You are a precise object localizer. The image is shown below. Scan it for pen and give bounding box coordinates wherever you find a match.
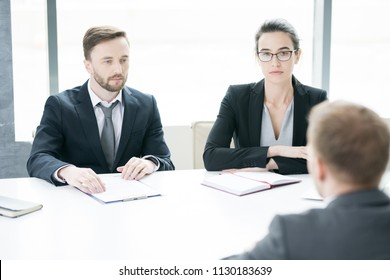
[123,196,148,202]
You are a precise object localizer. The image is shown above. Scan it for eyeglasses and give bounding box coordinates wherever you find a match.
[257,50,297,62]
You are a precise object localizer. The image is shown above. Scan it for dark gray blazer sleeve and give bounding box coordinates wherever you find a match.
[26,95,70,185]
[203,85,270,171]
[224,215,287,260]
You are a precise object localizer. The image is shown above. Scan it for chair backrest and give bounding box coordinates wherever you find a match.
[191,121,214,169]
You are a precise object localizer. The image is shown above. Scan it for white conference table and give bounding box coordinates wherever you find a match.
[0,170,327,260]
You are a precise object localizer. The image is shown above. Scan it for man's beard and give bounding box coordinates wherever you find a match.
[94,72,127,92]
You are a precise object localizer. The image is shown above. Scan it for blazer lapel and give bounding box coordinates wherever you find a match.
[292,78,309,146]
[114,88,139,166]
[74,82,107,168]
[248,80,265,146]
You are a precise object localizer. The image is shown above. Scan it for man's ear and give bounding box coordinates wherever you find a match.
[84,59,92,74]
[315,156,327,182]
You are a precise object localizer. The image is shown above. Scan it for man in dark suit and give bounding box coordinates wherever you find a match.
[27,26,174,194]
[225,101,390,259]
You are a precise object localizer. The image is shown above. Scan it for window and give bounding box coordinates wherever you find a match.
[12,0,314,141]
[11,0,49,141]
[330,0,390,117]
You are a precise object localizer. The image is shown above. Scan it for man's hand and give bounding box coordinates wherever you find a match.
[58,165,105,194]
[117,157,156,180]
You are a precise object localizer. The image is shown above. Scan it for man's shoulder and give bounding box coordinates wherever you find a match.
[123,86,150,96]
[273,207,327,230]
[122,86,155,102]
[51,83,86,103]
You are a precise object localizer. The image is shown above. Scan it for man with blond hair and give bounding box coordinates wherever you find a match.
[226,101,390,259]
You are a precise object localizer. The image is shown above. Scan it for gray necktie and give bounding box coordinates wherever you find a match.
[98,100,119,170]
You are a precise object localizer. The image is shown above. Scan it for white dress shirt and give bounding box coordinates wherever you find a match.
[89,82,158,169]
[88,81,124,154]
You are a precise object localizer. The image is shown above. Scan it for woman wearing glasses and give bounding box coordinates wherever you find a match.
[203,18,327,174]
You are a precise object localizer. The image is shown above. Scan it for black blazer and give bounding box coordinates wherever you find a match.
[27,81,174,185]
[203,77,327,174]
[226,189,390,259]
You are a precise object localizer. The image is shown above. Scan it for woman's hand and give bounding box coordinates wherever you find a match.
[222,158,279,173]
[268,146,307,159]
[222,167,268,173]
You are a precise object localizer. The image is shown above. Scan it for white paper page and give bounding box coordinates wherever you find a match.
[301,186,323,200]
[90,174,160,203]
[202,173,269,195]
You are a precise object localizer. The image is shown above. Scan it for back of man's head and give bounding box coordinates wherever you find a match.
[308,100,390,188]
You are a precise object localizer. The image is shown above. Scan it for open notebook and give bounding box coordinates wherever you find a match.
[0,195,43,218]
[85,174,160,203]
[202,171,301,196]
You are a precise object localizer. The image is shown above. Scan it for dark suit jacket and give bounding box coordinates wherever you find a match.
[203,76,327,174]
[226,189,390,259]
[27,81,174,185]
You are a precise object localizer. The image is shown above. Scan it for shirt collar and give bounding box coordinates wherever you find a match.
[87,79,123,107]
[323,195,336,206]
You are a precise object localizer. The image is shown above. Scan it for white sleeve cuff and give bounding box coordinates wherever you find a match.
[142,155,160,172]
[53,164,72,183]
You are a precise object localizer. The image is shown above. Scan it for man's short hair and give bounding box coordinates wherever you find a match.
[83,26,128,60]
[308,100,390,186]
